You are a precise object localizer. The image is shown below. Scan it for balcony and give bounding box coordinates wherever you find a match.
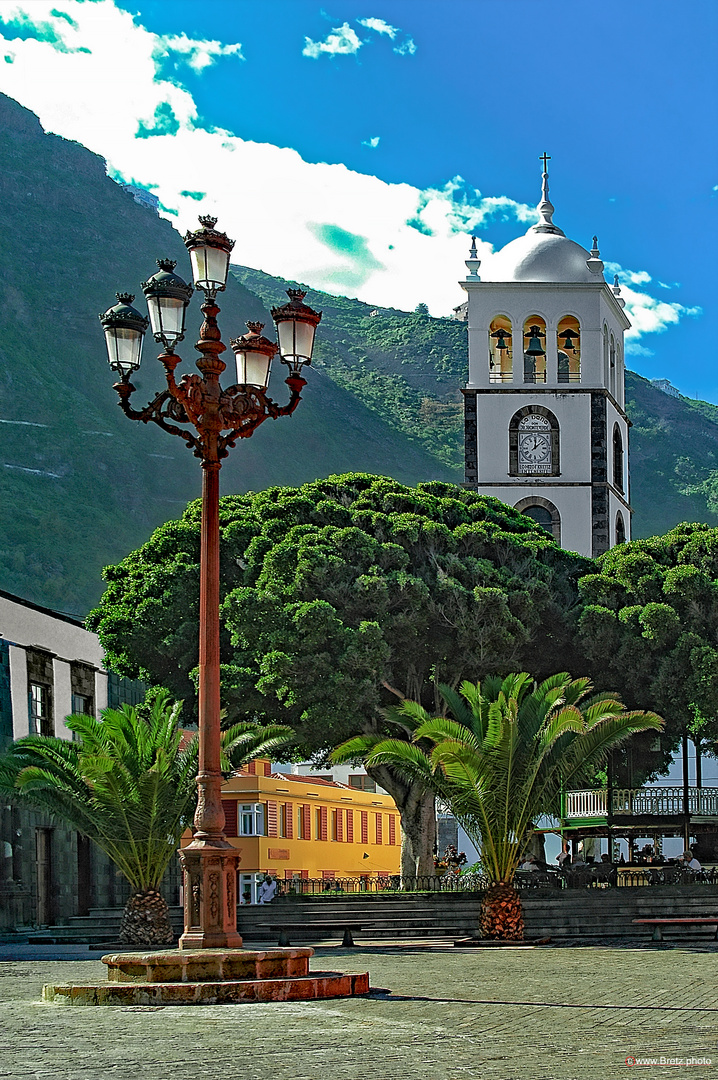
[563,787,718,822]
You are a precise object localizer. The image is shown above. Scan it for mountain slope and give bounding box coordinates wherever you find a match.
[0,94,452,615]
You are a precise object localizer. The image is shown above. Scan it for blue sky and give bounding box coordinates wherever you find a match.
[0,0,716,398]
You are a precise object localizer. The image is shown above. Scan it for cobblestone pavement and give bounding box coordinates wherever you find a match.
[1,943,717,1080]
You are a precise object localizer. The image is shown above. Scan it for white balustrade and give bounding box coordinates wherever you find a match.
[564,786,718,819]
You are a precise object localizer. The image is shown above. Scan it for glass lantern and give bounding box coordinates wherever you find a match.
[99,293,149,376]
[141,259,193,350]
[183,215,234,294]
[271,289,322,374]
[230,322,278,391]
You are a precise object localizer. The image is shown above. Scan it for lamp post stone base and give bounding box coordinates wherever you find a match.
[42,948,371,1006]
[178,842,242,951]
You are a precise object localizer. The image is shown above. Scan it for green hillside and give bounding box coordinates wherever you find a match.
[233,266,465,474]
[0,91,716,615]
[0,94,452,615]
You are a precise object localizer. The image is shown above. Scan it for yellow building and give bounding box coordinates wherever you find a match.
[180,760,402,903]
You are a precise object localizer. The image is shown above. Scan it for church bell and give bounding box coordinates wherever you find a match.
[491,329,510,351]
[559,328,579,353]
[525,326,545,356]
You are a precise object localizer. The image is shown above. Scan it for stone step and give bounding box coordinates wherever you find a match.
[43,972,370,1006]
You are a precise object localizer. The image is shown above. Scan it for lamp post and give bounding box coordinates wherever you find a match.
[100,216,321,949]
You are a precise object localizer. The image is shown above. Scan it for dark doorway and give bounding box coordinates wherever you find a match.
[77,834,92,916]
[35,827,53,926]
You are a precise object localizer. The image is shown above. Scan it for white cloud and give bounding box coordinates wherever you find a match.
[0,0,699,334]
[605,261,651,287]
[152,32,243,74]
[362,135,380,148]
[357,17,397,38]
[303,22,362,59]
[620,280,701,345]
[356,15,415,55]
[393,37,417,56]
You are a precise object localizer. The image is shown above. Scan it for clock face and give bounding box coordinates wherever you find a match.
[519,432,551,464]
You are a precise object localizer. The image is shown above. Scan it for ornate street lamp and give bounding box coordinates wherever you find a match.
[100,216,321,950]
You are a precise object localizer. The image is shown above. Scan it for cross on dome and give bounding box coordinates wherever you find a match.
[532,151,564,237]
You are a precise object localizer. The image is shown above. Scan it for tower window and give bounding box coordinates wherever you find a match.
[610,333,616,398]
[514,497,561,544]
[488,316,512,383]
[616,512,626,545]
[613,425,624,492]
[557,316,581,383]
[523,315,547,384]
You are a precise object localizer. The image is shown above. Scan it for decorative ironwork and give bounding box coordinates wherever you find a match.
[113,297,305,464]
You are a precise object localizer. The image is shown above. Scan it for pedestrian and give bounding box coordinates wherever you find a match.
[258,874,277,903]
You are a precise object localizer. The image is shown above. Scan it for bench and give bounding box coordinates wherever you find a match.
[632,917,718,942]
[263,923,363,947]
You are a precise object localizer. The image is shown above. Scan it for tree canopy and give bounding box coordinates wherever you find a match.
[90,474,588,742]
[89,473,589,875]
[575,522,718,774]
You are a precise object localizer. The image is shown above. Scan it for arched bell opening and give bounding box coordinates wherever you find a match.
[615,511,626,545]
[523,315,547,384]
[557,315,581,383]
[610,333,616,398]
[603,323,610,386]
[514,496,561,544]
[488,315,513,384]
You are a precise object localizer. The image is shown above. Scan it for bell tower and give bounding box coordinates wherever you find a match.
[461,158,631,557]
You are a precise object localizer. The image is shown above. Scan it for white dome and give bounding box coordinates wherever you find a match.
[481,229,603,284]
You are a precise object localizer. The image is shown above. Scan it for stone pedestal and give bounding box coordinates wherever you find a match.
[178,842,242,950]
[41,947,371,1006]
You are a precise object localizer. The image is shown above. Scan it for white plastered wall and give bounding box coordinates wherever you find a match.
[0,594,106,740]
[480,484,593,556]
[474,391,592,483]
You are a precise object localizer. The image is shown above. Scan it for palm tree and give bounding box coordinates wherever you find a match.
[0,691,293,947]
[335,672,662,939]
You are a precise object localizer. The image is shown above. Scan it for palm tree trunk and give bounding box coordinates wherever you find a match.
[119,888,175,948]
[480,883,524,940]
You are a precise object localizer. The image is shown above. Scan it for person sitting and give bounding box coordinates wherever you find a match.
[519,855,540,871]
[557,849,571,869]
[680,850,702,872]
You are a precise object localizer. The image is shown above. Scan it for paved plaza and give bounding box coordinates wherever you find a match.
[0,942,717,1079]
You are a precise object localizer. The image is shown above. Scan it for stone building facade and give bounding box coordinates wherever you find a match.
[0,590,149,931]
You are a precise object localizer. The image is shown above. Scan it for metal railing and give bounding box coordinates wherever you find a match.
[564,786,718,820]
[489,370,513,384]
[274,868,718,899]
[275,874,489,897]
